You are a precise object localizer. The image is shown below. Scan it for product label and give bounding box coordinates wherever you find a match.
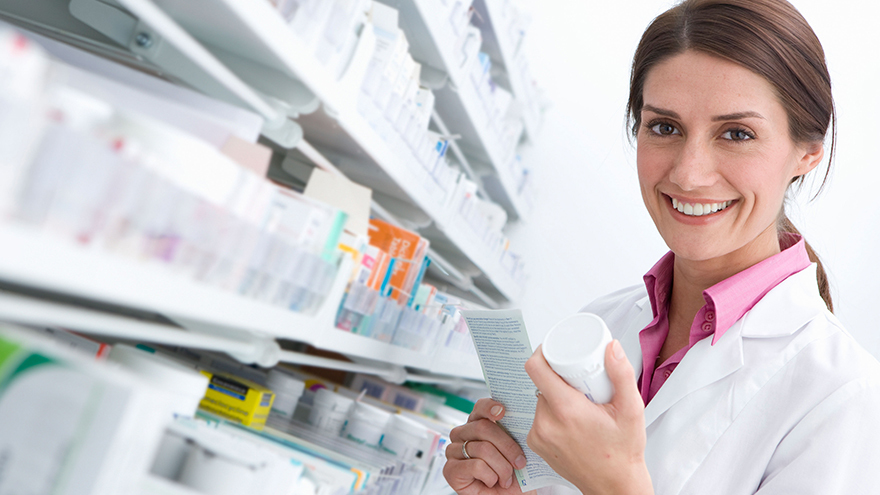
[460,309,578,492]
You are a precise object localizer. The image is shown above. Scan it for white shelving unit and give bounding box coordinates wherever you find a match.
[382,0,532,220]
[472,0,543,142]
[107,0,525,304]
[0,2,543,492]
[0,223,482,379]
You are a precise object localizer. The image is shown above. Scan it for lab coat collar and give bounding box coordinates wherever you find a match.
[630,263,827,428]
[739,263,827,339]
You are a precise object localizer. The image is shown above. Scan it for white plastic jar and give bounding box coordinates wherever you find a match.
[342,401,392,447]
[307,388,354,434]
[381,414,430,462]
[541,312,615,404]
[266,369,305,420]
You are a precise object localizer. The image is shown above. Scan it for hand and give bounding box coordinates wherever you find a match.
[444,398,531,494]
[525,340,653,495]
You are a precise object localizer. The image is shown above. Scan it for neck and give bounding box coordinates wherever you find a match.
[670,223,782,325]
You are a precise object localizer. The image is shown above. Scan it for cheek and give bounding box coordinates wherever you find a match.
[636,144,668,194]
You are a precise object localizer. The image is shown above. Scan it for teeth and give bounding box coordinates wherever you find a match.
[671,198,732,216]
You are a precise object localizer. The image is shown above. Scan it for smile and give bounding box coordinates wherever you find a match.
[670,197,733,216]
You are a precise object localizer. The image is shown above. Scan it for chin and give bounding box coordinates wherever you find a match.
[662,236,726,262]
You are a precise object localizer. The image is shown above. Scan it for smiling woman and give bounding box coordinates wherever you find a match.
[627,0,836,311]
[443,1,880,494]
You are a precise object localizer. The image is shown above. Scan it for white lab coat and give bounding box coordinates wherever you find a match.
[538,264,880,495]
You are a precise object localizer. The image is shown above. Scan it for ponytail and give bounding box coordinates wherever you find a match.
[778,214,833,313]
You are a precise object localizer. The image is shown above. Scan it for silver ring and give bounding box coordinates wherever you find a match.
[535,389,542,398]
[462,440,472,460]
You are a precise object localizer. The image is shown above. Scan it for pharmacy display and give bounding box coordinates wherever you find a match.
[0,0,545,494]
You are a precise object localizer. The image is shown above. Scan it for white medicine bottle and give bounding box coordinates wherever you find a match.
[541,312,615,404]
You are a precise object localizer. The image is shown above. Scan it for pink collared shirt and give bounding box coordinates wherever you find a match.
[637,233,812,405]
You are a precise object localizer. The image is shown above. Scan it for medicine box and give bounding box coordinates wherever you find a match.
[198,370,275,429]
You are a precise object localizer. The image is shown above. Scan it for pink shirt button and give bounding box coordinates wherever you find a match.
[702,322,713,332]
[664,370,672,378]
[705,311,715,321]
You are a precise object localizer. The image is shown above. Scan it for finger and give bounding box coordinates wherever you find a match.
[443,456,504,491]
[468,398,507,422]
[447,441,517,488]
[450,418,527,470]
[604,339,644,422]
[525,345,586,411]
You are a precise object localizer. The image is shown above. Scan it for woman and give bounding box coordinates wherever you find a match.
[443,0,880,493]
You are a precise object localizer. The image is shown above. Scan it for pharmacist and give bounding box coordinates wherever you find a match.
[442,0,880,493]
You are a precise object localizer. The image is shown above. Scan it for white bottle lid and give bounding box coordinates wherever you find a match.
[267,369,306,396]
[349,400,392,425]
[312,388,354,412]
[542,313,614,404]
[386,413,429,438]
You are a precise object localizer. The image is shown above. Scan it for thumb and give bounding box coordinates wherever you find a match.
[604,340,644,418]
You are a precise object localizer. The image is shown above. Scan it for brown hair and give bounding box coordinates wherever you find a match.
[627,0,835,312]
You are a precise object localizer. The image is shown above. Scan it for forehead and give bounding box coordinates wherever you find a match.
[642,50,783,119]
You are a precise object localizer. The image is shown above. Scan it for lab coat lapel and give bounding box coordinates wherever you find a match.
[619,297,651,381]
[644,320,745,428]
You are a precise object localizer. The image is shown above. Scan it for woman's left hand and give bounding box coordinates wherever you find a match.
[524,340,653,495]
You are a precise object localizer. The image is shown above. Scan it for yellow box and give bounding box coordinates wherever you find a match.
[198,370,274,429]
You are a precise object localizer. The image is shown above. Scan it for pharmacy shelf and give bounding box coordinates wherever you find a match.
[440,223,523,302]
[119,0,373,117]
[0,224,344,344]
[386,0,531,221]
[0,224,475,375]
[472,0,543,142]
[429,347,483,381]
[120,0,523,303]
[295,106,524,302]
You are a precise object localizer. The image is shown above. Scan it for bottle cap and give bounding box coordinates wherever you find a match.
[542,313,612,379]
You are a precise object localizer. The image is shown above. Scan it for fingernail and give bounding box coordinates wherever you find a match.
[515,455,527,469]
[502,475,513,488]
[612,339,625,360]
[490,405,503,417]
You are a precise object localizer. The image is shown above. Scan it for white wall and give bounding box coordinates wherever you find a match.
[508,0,880,357]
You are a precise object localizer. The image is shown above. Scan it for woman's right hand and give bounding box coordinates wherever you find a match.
[443,398,530,494]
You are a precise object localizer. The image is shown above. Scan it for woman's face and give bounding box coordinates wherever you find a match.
[637,50,822,265]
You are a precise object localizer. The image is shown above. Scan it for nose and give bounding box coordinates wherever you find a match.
[669,138,717,191]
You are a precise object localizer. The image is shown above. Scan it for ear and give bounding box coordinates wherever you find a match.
[794,142,824,177]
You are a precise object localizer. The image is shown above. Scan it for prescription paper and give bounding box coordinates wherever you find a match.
[461,309,578,492]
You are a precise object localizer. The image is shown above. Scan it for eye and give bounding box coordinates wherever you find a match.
[650,122,680,136]
[722,128,755,142]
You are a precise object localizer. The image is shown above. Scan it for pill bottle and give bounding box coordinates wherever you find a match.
[343,401,392,447]
[381,414,429,462]
[307,388,353,434]
[541,312,615,404]
[266,369,305,420]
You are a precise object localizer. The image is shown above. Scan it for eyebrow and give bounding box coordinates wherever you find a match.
[642,105,765,121]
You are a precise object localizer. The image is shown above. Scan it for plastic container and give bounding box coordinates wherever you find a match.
[434,404,469,427]
[266,369,305,420]
[307,388,353,434]
[380,414,430,462]
[541,313,615,404]
[342,401,392,447]
[107,344,209,417]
